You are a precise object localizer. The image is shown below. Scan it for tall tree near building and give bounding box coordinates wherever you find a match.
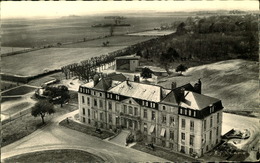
[140,67,153,79]
[176,64,188,75]
[160,47,179,74]
[31,100,55,124]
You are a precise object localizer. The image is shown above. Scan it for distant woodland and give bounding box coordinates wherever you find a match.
[139,14,258,62]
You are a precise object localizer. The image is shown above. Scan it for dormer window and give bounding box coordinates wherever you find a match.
[129,100,132,104]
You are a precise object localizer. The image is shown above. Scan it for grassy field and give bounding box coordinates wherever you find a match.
[1,47,31,54]
[4,149,104,162]
[158,59,259,117]
[2,15,185,47]
[1,102,31,115]
[1,103,77,147]
[60,35,155,48]
[59,119,114,139]
[0,81,19,91]
[2,85,36,96]
[2,46,126,76]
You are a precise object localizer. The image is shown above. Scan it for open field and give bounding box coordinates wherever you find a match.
[1,47,31,54]
[2,85,36,96]
[2,15,186,47]
[128,30,175,36]
[158,59,259,117]
[1,46,126,76]
[60,35,155,48]
[1,102,31,115]
[4,149,104,163]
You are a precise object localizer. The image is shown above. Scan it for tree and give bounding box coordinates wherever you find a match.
[140,67,153,79]
[31,100,55,124]
[44,85,70,107]
[176,64,188,75]
[159,47,179,74]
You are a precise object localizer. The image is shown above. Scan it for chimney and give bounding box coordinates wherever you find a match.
[194,79,202,94]
[134,75,140,82]
[126,78,131,87]
[179,88,185,102]
[171,82,177,90]
[93,74,100,86]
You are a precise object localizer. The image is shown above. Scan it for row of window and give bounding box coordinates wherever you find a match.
[180,108,197,117]
[161,115,175,125]
[143,123,175,140]
[143,109,156,120]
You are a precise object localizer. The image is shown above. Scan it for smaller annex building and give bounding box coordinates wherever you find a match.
[115,55,140,72]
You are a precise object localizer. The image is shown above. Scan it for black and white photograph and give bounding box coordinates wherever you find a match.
[1,0,259,162]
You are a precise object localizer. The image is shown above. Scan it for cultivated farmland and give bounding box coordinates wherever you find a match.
[60,35,155,48]
[1,46,127,76]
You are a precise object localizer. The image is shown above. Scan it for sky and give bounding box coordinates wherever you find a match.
[1,1,258,19]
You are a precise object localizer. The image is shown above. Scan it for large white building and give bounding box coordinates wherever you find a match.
[78,74,223,157]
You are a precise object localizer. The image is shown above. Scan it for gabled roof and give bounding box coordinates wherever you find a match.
[93,78,112,91]
[107,73,126,82]
[161,83,195,105]
[108,81,170,102]
[180,91,220,110]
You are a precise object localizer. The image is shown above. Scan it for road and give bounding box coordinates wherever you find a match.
[1,110,169,162]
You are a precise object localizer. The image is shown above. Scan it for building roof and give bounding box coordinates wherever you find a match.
[180,91,220,110]
[107,73,126,82]
[161,83,195,105]
[115,55,140,60]
[108,81,170,102]
[93,78,112,91]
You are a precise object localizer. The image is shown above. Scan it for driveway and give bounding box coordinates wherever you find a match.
[1,110,169,162]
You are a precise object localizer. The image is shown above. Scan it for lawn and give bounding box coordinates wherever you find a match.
[157,59,259,117]
[1,103,78,147]
[28,72,64,87]
[132,142,198,162]
[59,119,114,139]
[4,149,104,162]
[1,96,22,103]
[2,85,36,96]
[60,35,155,48]
[2,46,127,77]
[1,47,31,55]
[1,102,31,115]
[0,80,19,91]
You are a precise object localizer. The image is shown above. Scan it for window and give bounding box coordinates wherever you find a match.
[189,148,193,155]
[107,94,109,98]
[129,106,133,115]
[93,91,96,96]
[162,105,166,110]
[82,108,85,115]
[190,120,194,131]
[144,123,147,132]
[134,107,138,116]
[180,108,183,114]
[190,135,194,146]
[88,109,90,116]
[129,100,132,104]
[87,97,90,105]
[217,113,220,123]
[210,130,212,140]
[181,146,185,153]
[146,101,148,107]
[99,100,103,108]
[193,111,196,117]
[170,131,174,140]
[100,112,103,121]
[144,109,147,118]
[94,99,97,106]
[181,133,185,140]
[170,143,174,149]
[204,119,207,131]
[108,101,112,110]
[162,115,166,123]
[116,117,119,125]
[83,117,86,123]
[162,140,166,147]
[216,126,219,136]
[123,105,127,113]
[116,95,120,100]
[160,128,166,137]
[184,109,187,115]
[88,119,91,124]
[110,94,112,98]
[82,96,85,103]
[152,111,155,120]
[170,116,174,125]
[109,114,112,123]
[99,93,102,97]
[210,116,213,128]
[94,111,97,119]
[129,119,133,128]
[181,119,186,128]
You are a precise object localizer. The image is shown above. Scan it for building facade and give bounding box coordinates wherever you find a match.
[115,55,140,72]
[78,76,223,157]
